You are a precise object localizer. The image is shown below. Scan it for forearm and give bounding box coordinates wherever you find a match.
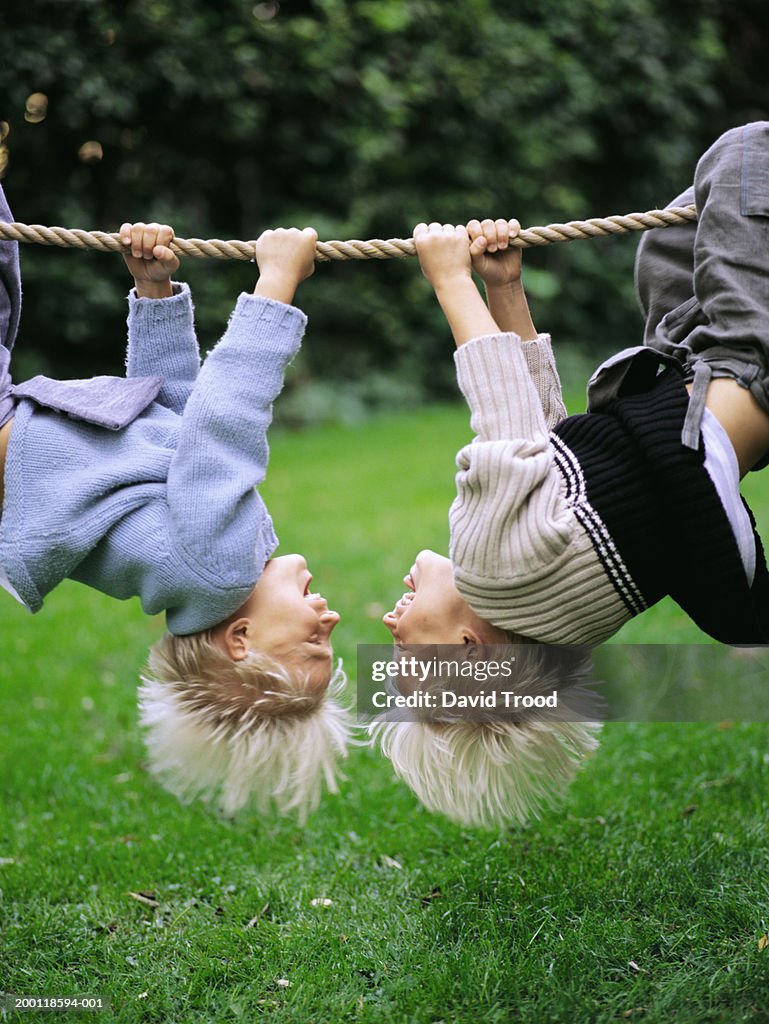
[433,275,502,347]
[126,283,201,412]
[134,279,174,299]
[253,271,302,306]
[167,294,304,564]
[484,280,538,341]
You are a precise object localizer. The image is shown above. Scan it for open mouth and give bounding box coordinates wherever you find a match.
[304,574,326,603]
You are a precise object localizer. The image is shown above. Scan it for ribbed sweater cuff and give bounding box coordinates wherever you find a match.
[128,281,191,316]
[228,293,307,359]
[454,332,550,441]
[520,333,568,428]
[520,333,554,373]
[126,282,196,379]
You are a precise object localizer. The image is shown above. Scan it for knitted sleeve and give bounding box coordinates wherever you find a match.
[520,334,568,429]
[450,333,577,606]
[165,294,305,583]
[125,283,200,414]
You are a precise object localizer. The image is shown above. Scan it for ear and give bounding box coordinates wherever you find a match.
[221,617,252,661]
[461,627,485,647]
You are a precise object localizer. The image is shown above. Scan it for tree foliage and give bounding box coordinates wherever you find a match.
[0,0,767,416]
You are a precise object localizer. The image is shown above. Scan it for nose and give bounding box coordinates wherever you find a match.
[382,609,398,637]
[270,553,308,573]
[413,549,433,577]
[280,553,308,575]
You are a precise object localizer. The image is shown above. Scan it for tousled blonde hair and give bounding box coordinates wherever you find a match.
[369,642,601,829]
[138,631,353,822]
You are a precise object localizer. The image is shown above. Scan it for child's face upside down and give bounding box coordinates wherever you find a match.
[382,549,507,647]
[211,554,340,690]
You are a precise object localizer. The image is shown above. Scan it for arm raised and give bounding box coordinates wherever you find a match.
[122,222,200,414]
[414,222,501,347]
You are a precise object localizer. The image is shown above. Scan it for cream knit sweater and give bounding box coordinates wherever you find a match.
[450,332,632,645]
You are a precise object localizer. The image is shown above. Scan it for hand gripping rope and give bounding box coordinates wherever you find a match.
[0,205,697,262]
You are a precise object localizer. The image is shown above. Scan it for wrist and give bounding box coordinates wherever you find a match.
[253,270,300,305]
[431,270,474,297]
[484,278,524,297]
[134,280,174,299]
[484,279,538,341]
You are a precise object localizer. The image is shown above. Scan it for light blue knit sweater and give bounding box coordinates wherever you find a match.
[0,285,305,634]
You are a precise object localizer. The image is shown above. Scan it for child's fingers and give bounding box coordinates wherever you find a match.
[421,223,470,246]
[302,226,318,244]
[469,235,488,259]
[414,222,456,243]
[495,218,509,249]
[151,244,178,267]
[128,222,148,259]
[480,218,498,252]
[467,218,483,241]
[119,222,133,248]
[155,224,175,250]
[469,217,521,247]
[140,223,163,260]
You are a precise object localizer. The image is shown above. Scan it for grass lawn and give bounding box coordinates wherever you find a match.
[1,402,769,1023]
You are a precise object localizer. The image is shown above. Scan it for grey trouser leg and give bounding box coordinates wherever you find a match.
[635,122,769,418]
[0,183,20,427]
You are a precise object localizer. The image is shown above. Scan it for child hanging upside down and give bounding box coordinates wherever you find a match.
[0,191,352,821]
[372,122,769,828]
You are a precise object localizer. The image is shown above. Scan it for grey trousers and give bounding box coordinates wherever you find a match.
[635,121,769,421]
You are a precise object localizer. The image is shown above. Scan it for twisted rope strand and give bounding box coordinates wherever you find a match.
[0,205,697,262]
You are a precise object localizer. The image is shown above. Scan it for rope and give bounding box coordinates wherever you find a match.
[0,205,697,262]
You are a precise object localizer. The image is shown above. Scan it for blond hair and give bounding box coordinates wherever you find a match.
[138,631,353,822]
[369,642,601,828]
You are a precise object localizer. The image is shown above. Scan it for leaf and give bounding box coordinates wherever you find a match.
[128,890,159,908]
[379,855,403,870]
[244,902,270,929]
[420,886,442,905]
[758,934,769,951]
[310,898,333,907]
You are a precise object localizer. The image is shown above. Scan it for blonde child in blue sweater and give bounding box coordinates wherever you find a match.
[0,191,351,821]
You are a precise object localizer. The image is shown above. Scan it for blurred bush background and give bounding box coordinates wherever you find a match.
[1,0,768,423]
